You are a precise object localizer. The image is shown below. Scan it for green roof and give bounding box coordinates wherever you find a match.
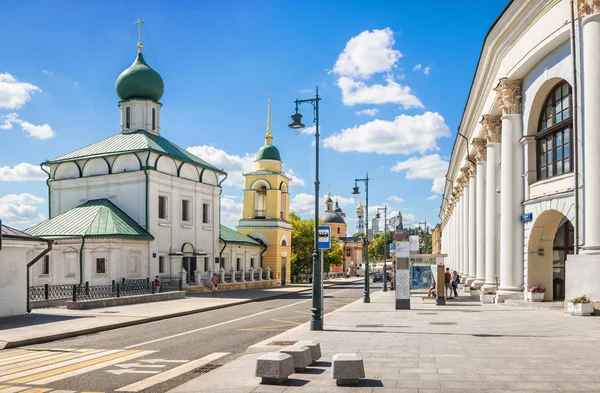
[46,130,225,175]
[25,199,154,240]
[220,225,261,246]
[256,144,281,161]
[115,52,164,102]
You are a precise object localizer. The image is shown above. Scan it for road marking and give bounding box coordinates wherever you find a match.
[107,369,160,375]
[27,350,155,385]
[0,387,30,392]
[0,350,97,375]
[125,288,350,349]
[140,359,187,364]
[114,363,164,369]
[0,350,106,381]
[18,389,53,393]
[115,352,229,392]
[47,391,76,393]
[0,352,51,367]
[0,351,27,361]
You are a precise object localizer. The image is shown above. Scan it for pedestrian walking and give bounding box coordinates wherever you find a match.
[211,273,219,298]
[444,268,453,299]
[452,270,460,298]
[153,275,161,293]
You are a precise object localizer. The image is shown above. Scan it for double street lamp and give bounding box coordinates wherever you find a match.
[376,205,388,292]
[352,174,370,303]
[288,87,323,331]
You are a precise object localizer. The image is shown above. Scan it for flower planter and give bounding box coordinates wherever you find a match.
[528,292,544,302]
[480,294,495,304]
[568,302,594,316]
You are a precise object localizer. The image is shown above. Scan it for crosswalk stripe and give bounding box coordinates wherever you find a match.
[48,391,76,393]
[0,350,102,376]
[18,389,53,393]
[115,352,229,392]
[0,350,116,383]
[0,387,30,392]
[28,350,155,385]
[0,351,27,361]
[0,353,51,367]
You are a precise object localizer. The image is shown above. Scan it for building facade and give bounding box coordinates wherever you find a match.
[440,0,600,304]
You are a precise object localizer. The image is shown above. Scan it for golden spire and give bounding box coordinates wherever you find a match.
[135,18,144,53]
[265,92,273,145]
[328,184,331,197]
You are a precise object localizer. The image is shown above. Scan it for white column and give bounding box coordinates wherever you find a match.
[495,78,524,302]
[582,8,600,252]
[473,138,487,286]
[461,168,470,280]
[467,164,477,285]
[454,198,461,275]
[482,115,501,289]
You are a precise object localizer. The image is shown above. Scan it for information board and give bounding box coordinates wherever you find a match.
[394,241,411,310]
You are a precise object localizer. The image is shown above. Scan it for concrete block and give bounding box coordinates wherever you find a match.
[331,353,365,386]
[280,345,312,372]
[255,352,294,384]
[294,340,321,364]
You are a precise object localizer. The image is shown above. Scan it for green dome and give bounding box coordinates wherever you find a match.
[320,212,346,224]
[115,53,164,102]
[256,144,281,161]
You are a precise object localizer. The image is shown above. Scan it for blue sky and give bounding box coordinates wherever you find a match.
[0,0,508,231]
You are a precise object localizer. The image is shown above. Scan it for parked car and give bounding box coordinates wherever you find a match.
[373,272,384,282]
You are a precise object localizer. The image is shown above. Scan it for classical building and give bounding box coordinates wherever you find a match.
[26,32,225,287]
[236,97,292,285]
[440,0,600,304]
[320,192,363,274]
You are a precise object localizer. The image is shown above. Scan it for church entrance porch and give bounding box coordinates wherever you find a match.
[183,256,197,284]
[527,209,574,301]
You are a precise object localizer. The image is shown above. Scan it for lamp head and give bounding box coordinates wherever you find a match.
[352,186,360,195]
[288,111,305,129]
[375,212,380,219]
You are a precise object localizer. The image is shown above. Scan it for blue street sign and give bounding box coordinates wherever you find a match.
[318,226,331,249]
[521,213,533,222]
[389,243,396,250]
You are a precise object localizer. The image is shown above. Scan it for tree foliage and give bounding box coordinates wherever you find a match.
[368,231,394,260]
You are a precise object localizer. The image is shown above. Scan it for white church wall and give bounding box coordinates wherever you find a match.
[54,162,80,180]
[0,242,35,317]
[113,154,141,173]
[82,158,110,177]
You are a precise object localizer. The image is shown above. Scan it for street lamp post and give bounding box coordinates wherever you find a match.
[288,87,323,331]
[376,205,388,292]
[353,174,370,303]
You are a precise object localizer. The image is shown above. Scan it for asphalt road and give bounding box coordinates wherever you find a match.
[13,281,377,393]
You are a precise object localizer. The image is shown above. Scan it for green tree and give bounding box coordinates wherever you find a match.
[290,212,314,276]
[323,235,343,273]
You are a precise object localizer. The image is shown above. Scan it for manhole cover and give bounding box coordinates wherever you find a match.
[268,341,297,346]
[417,313,438,315]
[356,324,383,328]
[192,363,222,374]
[430,322,457,325]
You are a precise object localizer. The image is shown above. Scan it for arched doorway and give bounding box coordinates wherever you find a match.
[527,209,574,301]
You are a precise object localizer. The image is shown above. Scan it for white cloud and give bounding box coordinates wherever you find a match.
[354,108,379,117]
[290,193,355,218]
[299,88,313,93]
[0,73,42,110]
[413,64,422,71]
[0,193,45,204]
[42,69,54,76]
[323,112,450,155]
[413,64,430,75]
[220,196,243,228]
[332,28,402,79]
[427,195,439,200]
[337,76,423,108]
[186,145,304,188]
[390,154,449,195]
[0,113,55,139]
[0,162,47,181]
[300,126,316,135]
[423,67,430,75]
[387,196,404,203]
[0,193,46,229]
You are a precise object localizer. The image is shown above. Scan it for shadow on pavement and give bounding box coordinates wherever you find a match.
[0,314,88,330]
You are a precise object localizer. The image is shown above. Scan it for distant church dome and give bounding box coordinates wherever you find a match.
[256,144,281,161]
[115,52,164,102]
[357,202,364,211]
[333,202,342,213]
[320,211,346,224]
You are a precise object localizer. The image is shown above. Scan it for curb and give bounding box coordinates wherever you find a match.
[1,280,359,350]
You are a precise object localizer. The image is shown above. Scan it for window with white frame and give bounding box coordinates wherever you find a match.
[65,253,77,277]
[202,203,210,224]
[182,199,191,222]
[159,195,168,219]
[41,255,50,275]
[96,258,107,274]
[159,256,166,274]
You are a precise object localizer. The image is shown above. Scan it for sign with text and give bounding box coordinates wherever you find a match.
[317,226,331,249]
[395,241,411,309]
[521,213,533,222]
[408,235,420,252]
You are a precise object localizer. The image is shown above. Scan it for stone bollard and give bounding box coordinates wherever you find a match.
[180,270,188,288]
[258,267,263,281]
[250,268,255,281]
[241,268,246,282]
[231,268,236,283]
[331,353,365,386]
[280,345,312,372]
[256,352,294,385]
[219,268,225,284]
[294,340,321,364]
[266,267,271,280]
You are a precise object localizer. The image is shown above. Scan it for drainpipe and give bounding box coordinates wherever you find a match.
[570,0,581,254]
[40,163,51,219]
[144,150,151,277]
[251,237,267,269]
[79,236,86,285]
[27,239,53,313]
[219,237,227,270]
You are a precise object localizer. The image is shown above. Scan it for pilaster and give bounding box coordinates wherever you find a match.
[473,138,487,287]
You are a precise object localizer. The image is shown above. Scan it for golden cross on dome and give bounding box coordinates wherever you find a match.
[135,18,144,52]
[328,184,331,196]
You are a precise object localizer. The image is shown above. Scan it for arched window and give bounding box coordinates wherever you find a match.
[537,82,573,181]
[255,185,267,218]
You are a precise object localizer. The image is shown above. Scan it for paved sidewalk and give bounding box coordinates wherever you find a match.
[0,278,361,350]
[169,290,600,393]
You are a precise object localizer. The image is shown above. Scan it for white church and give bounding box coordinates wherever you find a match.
[25,32,226,287]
